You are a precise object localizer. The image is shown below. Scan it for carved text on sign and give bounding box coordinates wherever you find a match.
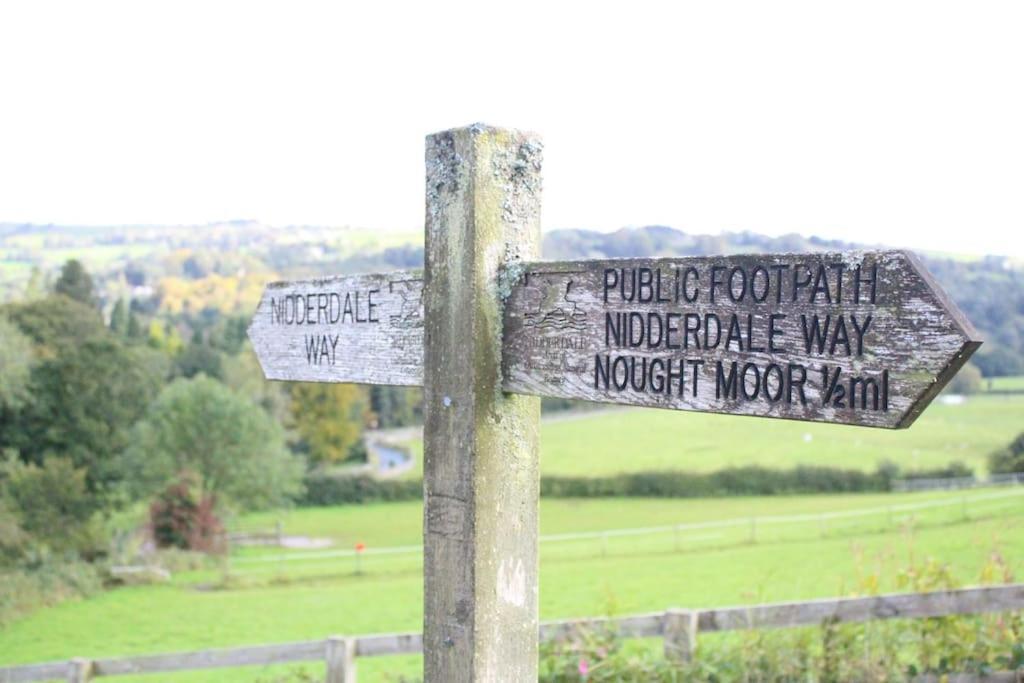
[248,271,424,386]
[502,251,980,428]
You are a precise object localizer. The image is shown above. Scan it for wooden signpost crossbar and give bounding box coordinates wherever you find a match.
[248,123,982,681]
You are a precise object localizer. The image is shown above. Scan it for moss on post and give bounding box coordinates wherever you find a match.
[423,124,543,682]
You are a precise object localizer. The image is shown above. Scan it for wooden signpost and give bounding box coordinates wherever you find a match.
[248,123,981,681]
[502,251,981,429]
[248,271,424,386]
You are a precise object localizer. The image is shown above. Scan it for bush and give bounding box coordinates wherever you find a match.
[989,433,1024,474]
[538,554,1024,682]
[0,456,108,559]
[297,464,893,506]
[149,473,224,553]
[123,376,305,511]
[945,362,983,395]
[900,460,975,480]
[298,474,422,506]
[540,465,888,499]
[0,557,102,627]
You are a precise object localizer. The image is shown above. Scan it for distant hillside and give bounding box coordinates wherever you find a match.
[542,226,868,260]
[1,222,1021,375]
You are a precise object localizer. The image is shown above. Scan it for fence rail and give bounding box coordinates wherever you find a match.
[4,584,1023,682]
[893,473,1024,492]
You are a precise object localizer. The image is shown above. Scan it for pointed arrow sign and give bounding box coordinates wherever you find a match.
[248,251,980,429]
[247,270,424,386]
[500,250,982,428]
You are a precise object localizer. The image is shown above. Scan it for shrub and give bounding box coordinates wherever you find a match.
[298,473,422,506]
[149,473,224,553]
[297,464,893,506]
[0,557,102,627]
[123,376,305,511]
[540,465,888,500]
[900,460,975,480]
[989,433,1024,474]
[538,554,1024,682]
[945,362,983,395]
[0,455,107,559]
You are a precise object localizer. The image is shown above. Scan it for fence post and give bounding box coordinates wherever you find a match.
[325,637,356,683]
[67,658,92,683]
[422,124,543,682]
[663,609,699,663]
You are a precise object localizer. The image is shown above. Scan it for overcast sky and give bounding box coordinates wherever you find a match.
[1,1,1021,257]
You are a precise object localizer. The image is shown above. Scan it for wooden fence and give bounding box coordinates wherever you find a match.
[225,520,284,547]
[3,584,1023,682]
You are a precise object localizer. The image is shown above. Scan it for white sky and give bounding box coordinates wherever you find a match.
[1,1,1022,258]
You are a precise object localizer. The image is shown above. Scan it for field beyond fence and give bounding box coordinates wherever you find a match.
[227,488,1024,580]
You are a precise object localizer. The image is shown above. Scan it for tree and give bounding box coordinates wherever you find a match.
[174,342,225,380]
[122,376,304,510]
[126,311,143,340]
[1,456,106,557]
[3,295,106,351]
[148,320,184,355]
[7,339,165,493]
[369,386,423,428]
[0,316,34,409]
[208,314,250,354]
[289,383,368,465]
[54,259,96,306]
[989,433,1024,474]
[109,298,129,335]
[945,362,983,395]
[0,298,165,494]
[222,348,291,424]
[23,267,46,300]
[973,346,1024,378]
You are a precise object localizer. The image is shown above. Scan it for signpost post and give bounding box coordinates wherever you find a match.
[248,123,982,681]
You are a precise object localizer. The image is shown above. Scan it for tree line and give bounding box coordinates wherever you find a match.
[0,259,422,566]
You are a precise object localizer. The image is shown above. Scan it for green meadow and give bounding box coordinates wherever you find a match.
[2,396,1021,680]
[403,392,1022,479]
[2,489,1022,682]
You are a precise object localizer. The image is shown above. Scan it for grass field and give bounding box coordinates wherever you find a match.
[2,489,1022,681]
[402,393,1022,479]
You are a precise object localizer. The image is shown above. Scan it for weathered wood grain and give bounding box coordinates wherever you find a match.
[538,612,665,641]
[91,640,325,675]
[422,124,543,682]
[697,583,1024,631]
[502,250,981,428]
[66,659,91,683]
[663,609,699,662]
[247,270,423,386]
[325,637,356,683]
[354,632,422,656]
[0,660,68,683]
